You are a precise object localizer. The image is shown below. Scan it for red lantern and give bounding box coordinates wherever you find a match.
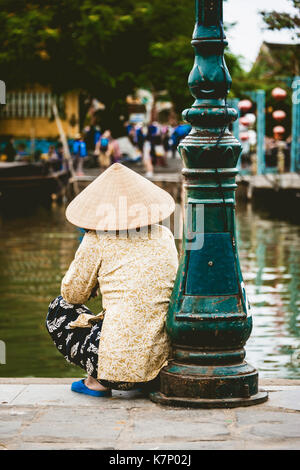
[272,110,286,122]
[238,100,252,112]
[271,88,287,100]
[240,132,249,141]
[273,126,285,134]
[240,116,250,127]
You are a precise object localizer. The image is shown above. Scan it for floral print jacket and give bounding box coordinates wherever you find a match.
[61,225,178,383]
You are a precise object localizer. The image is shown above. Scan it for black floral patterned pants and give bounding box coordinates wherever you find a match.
[46,296,159,392]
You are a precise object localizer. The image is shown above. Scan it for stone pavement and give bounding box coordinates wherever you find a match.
[0,378,300,450]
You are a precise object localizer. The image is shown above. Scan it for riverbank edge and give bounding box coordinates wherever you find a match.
[1,377,299,385]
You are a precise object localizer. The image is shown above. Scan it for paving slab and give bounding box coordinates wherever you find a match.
[236,409,300,439]
[265,389,300,411]
[11,384,112,407]
[10,384,147,408]
[0,385,27,405]
[0,407,38,445]
[11,442,117,450]
[131,440,300,450]
[19,407,129,445]
[263,385,300,391]
[130,411,230,443]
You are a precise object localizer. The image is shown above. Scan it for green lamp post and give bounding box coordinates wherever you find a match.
[150,0,268,408]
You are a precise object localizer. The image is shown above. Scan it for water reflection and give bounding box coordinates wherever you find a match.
[0,201,299,379]
[237,202,300,379]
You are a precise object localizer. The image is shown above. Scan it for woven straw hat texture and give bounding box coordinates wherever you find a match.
[66,163,175,230]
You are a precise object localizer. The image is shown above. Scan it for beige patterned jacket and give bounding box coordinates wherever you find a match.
[61,225,178,383]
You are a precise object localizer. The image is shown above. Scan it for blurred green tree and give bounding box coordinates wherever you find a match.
[260,0,300,39]
[239,0,300,137]
[257,0,300,79]
[0,0,245,131]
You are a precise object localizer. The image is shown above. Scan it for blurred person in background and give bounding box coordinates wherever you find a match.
[56,143,66,171]
[127,124,136,146]
[135,124,147,153]
[170,123,191,158]
[147,121,161,167]
[143,138,154,178]
[84,125,102,167]
[160,125,171,166]
[109,134,121,164]
[84,125,101,153]
[47,144,61,171]
[48,145,58,161]
[4,136,16,162]
[33,149,42,163]
[15,143,29,162]
[73,134,88,176]
[95,130,112,169]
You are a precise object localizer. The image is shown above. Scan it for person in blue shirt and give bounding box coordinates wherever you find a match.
[94,129,101,147]
[15,143,29,162]
[94,130,112,169]
[147,122,161,166]
[170,124,191,158]
[135,125,146,152]
[73,134,88,175]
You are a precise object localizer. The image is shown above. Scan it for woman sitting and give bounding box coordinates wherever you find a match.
[46,163,178,396]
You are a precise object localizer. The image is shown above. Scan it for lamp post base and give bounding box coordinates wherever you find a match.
[149,391,268,409]
[149,361,268,408]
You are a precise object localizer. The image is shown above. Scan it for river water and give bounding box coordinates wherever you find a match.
[0,200,299,379]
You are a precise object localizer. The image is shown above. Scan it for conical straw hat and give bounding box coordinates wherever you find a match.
[66,163,175,231]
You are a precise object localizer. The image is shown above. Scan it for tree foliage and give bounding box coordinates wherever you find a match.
[260,0,300,39]
[0,0,245,129]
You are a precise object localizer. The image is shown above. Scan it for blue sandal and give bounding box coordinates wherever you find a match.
[71,379,112,397]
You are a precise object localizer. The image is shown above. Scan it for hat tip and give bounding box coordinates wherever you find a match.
[111,162,123,171]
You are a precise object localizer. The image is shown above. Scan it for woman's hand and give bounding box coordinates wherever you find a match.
[89,282,100,299]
